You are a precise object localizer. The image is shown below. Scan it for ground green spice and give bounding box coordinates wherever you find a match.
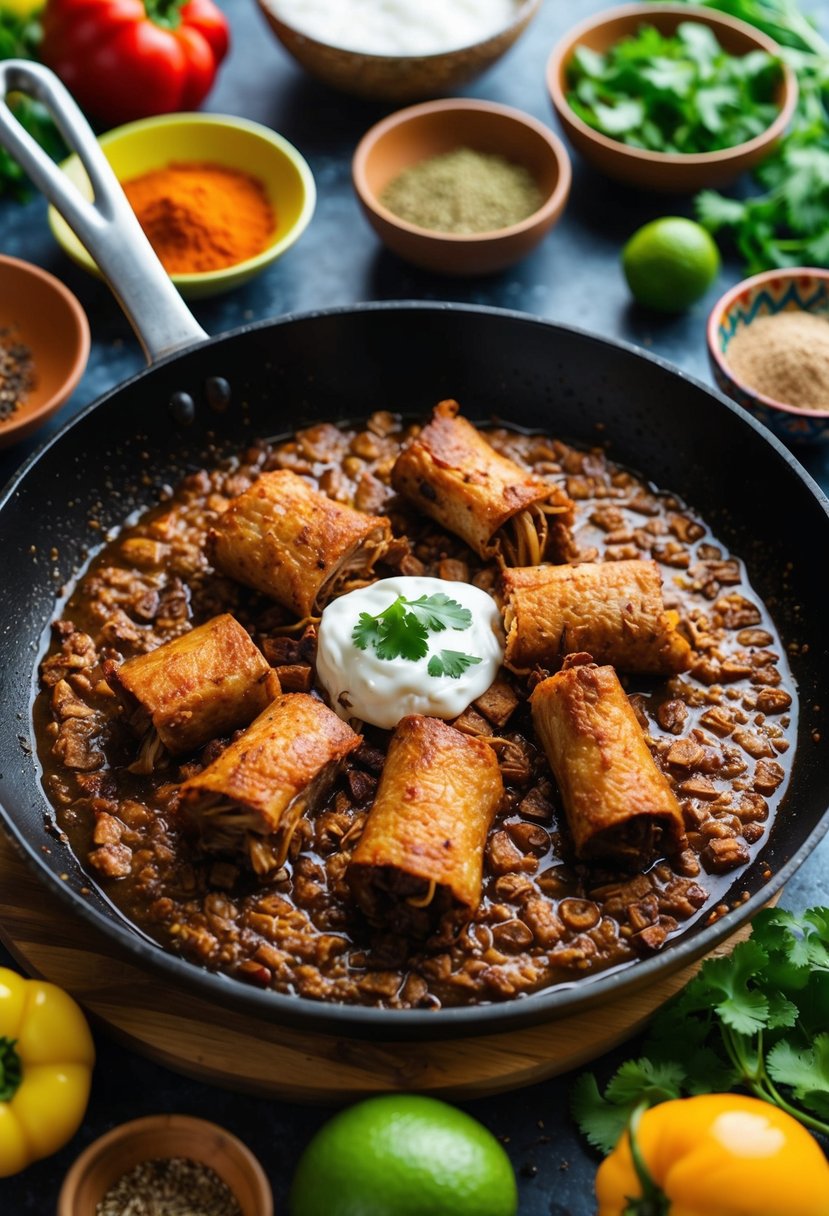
[380,147,543,234]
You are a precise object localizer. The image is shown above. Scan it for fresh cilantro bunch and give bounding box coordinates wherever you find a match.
[666,0,829,271]
[573,906,829,1154]
[566,21,782,153]
[0,11,65,200]
[352,592,482,679]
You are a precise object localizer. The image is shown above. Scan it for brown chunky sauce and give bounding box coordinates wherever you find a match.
[34,413,797,1009]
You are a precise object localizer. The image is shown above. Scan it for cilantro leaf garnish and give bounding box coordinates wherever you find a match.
[352,597,428,662]
[406,593,472,633]
[427,650,482,679]
[572,906,829,1153]
[351,593,480,674]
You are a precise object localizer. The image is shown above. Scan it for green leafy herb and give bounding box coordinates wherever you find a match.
[353,598,429,662]
[659,0,829,271]
[352,593,480,673]
[405,593,472,633]
[566,20,782,153]
[0,12,66,201]
[426,650,482,679]
[572,906,829,1154]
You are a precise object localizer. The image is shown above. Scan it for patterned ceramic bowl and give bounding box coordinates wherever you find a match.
[707,268,829,445]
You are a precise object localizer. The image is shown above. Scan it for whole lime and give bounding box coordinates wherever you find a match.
[289,1094,518,1216]
[622,216,720,312]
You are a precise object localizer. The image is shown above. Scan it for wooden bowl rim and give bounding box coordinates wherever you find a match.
[56,1113,273,1216]
[546,1,798,168]
[0,253,90,444]
[258,0,541,62]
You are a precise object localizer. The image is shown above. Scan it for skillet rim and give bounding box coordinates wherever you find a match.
[1,299,827,1040]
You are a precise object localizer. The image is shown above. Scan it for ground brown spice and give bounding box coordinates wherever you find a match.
[95,1156,241,1216]
[725,311,829,411]
[0,327,34,421]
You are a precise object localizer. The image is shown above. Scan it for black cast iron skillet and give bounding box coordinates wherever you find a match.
[0,63,827,1041]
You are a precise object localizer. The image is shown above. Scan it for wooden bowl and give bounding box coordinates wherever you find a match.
[0,254,89,449]
[57,1114,273,1216]
[707,268,829,445]
[256,0,541,101]
[352,99,571,276]
[546,3,798,192]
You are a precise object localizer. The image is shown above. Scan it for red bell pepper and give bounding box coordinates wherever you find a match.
[40,0,230,127]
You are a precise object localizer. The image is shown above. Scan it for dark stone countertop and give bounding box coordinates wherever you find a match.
[0,0,827,1211]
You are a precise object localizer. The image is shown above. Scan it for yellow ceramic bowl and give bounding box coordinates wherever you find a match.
[49,113,316,299]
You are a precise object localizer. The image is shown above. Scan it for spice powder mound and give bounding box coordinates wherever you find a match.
[380,147,543,234]
[724,310,829,411]
[122,161,276,275]
[0,327,35,421]
[95,1156,242,1216]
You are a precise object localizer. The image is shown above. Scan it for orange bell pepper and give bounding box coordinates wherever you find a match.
[595,1093,829,1216]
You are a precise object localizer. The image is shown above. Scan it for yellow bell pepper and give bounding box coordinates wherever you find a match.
[0,0,43,17]
[595,1093,829,1216]
[0,967,95,1176]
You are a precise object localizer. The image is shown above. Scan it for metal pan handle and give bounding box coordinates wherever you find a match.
[0,60,208,364]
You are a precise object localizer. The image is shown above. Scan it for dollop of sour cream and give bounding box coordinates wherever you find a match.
[316,576,504,730]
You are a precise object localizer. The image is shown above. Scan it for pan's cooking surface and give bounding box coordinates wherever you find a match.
[32,407,798,1010]
[1,306,828,1037]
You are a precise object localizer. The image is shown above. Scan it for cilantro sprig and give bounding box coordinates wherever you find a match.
[352,592,481,677]
[427,650,482,678]
[572,906,829,1154]
[566,21,782,154]
[658,0,829,272]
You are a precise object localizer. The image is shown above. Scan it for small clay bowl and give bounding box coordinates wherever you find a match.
[256,0,541,102]
[707,267,829,445]
[352,99,571,276]
[49,113,316,299]
[0,254,89,449]
[57,1114,273,1216]
[547,3,798,192]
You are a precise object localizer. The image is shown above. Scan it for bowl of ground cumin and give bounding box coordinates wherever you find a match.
[708,268,829,444]
[49,114,316,299]
[352,98,571,275]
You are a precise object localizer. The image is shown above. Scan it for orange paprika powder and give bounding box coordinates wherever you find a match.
[122,162,275,274]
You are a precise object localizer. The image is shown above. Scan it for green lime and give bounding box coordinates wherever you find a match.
[622,216,720,312]
[289,1094,518,1216]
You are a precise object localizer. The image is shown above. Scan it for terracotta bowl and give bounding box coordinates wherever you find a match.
[57,1114,273,1216]
[352,99,571,276]
[546,3,798,192]
[707,267,829,445]
[0,254,89,449]
[256,0,541,101]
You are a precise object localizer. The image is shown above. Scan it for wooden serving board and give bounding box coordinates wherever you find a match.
[0,831,755,1103]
